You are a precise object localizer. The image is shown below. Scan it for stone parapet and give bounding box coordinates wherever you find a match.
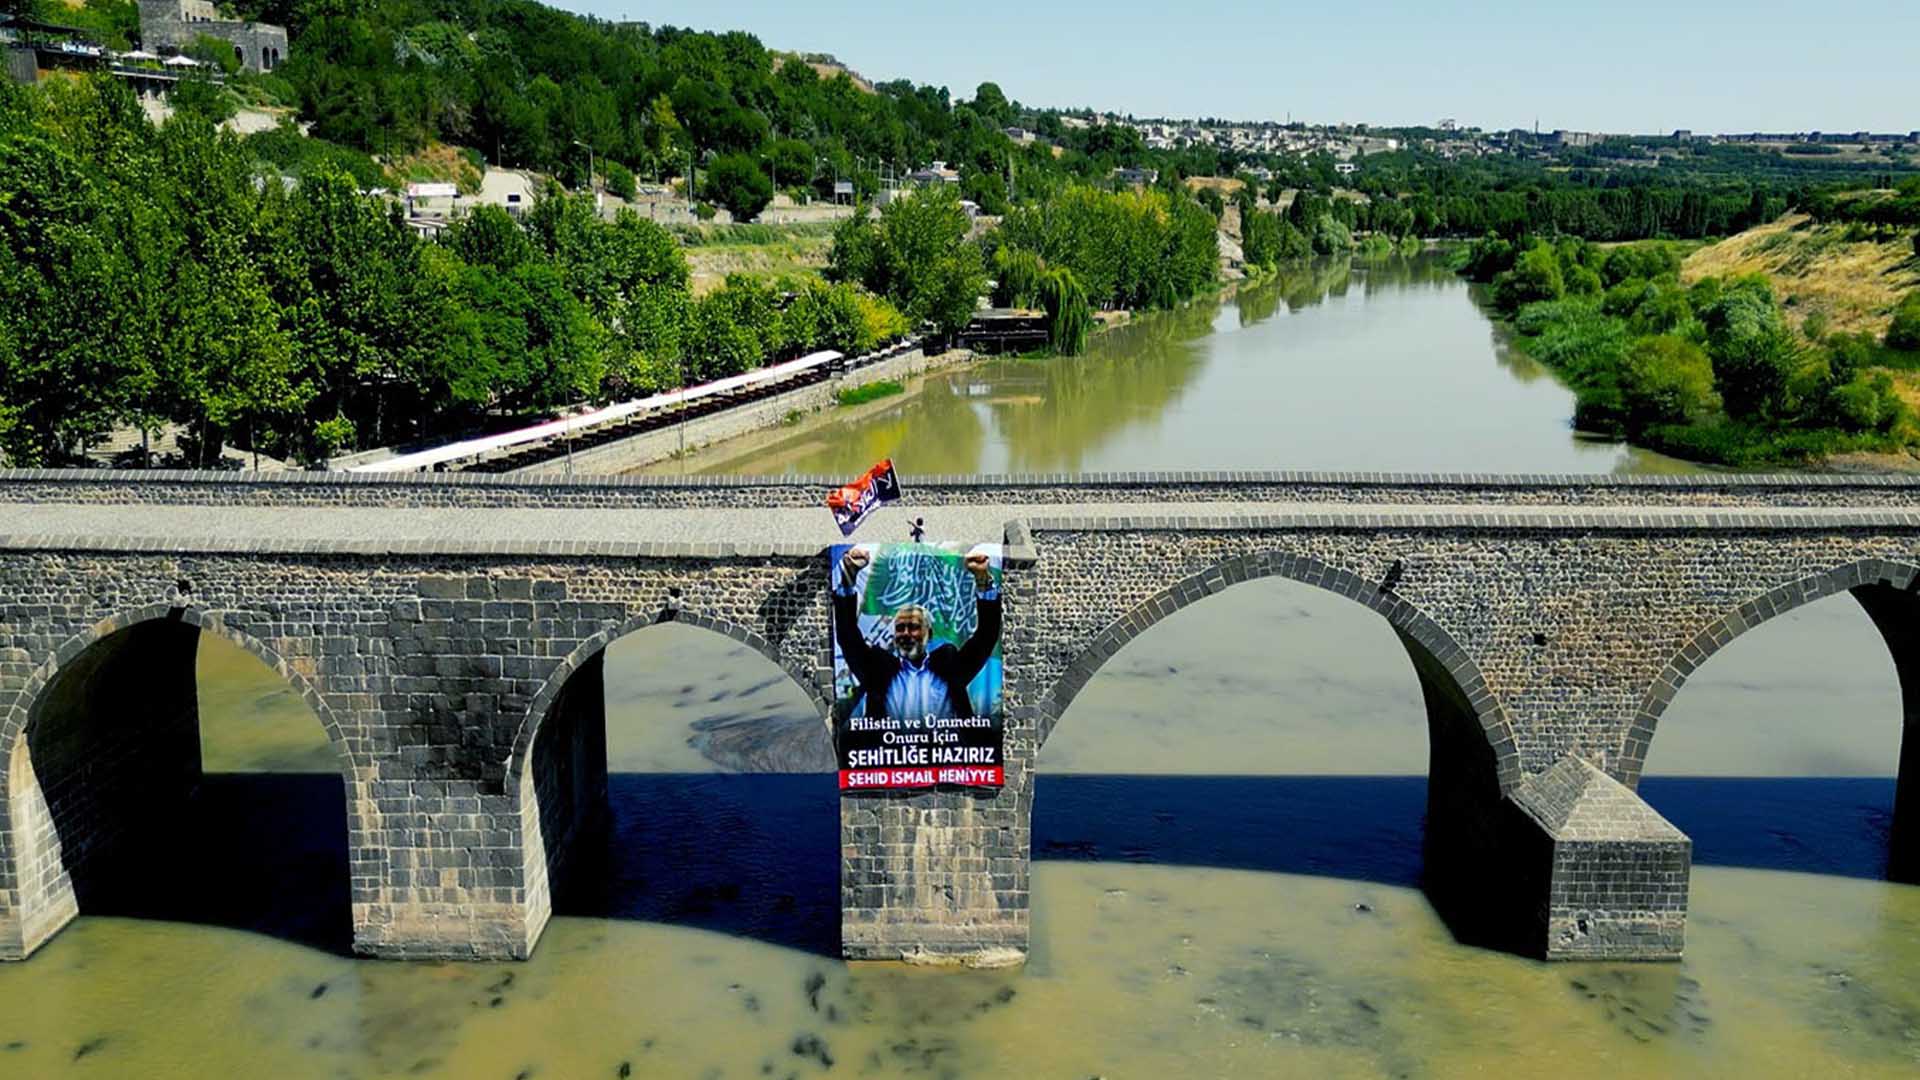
[6,468,1920,511]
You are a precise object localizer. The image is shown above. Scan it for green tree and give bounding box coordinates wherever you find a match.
[446,204,534,271]
[1041,267,1091,355]
[1620,335,1719,429]
[1699,275,1804,421]
[704,151,774,222]
[831,185,984,333]
[1888,293,1920,351]
[1492,243,1565,312]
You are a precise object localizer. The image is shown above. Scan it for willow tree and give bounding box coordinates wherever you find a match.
[1041,267,1091,355]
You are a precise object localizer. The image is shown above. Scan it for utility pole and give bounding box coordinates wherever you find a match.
[572,139,597,210]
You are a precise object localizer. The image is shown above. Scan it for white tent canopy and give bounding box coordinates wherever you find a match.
[353,350,845,473]
[119,50,159,61]
[162,55,200,67]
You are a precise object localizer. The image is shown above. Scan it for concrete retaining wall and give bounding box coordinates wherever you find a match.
[518,346,971,476]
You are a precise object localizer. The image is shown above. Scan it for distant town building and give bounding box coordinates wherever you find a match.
[907,161,961,186]
[1110,166,1158,186]
[137,0,287,73]
[404,182,459,219]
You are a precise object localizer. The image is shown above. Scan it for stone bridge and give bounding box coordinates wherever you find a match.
[2,469,1919,965]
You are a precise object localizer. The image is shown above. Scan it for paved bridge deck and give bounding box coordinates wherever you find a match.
[5,501,1917,556]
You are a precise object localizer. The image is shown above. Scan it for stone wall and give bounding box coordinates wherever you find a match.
[4,483,1920,963]
[1,618,200,958]
[138,0,289,73]
[7,469,1920,511]
[520,346,968,476]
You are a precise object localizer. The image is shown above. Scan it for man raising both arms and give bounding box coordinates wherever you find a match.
[833,547,1001,721]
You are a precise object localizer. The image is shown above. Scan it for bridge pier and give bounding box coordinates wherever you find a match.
[1846,584,1920,883]
[1510,758,1691,960]
[839,768,1032,965]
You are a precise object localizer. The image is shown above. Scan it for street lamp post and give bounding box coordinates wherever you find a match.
[572,139,597,210]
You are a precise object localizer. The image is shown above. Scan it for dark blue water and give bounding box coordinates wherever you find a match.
[556,773,1900,958]
[85,773,1897,958]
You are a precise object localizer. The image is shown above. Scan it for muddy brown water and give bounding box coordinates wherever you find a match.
[4,253,1916,1076]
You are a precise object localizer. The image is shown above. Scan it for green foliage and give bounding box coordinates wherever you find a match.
[1698,274,1803,420]
[991,247,1045,308]
[829,187,985,336]
[1621,335,1719,428]
[445,204,533,270]
[245,120,384,188]
[1457,234,1515,282]
[605,161,636,201]
[996,185,1217,310]
[834,380,904,406]
[1040,267,1091,355]
[1492,243,1565,313]
[704,152,774,222]
[1241,207,1309,269]
[171,72,236,125]
[1490,238,1916,465]
[1888,293,1920,351]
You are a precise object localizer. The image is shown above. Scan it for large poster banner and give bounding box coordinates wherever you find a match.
[829,541,1005,791]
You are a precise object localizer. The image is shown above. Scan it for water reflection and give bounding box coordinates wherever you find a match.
[657,251,1695,476]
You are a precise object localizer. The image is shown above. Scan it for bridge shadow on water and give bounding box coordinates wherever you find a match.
[555,774,844,957]
[1034,775,1900,884]
[84,773,354,955]
[75,773,1902,959]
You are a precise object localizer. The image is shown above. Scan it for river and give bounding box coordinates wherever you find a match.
[3,251,1916,1077]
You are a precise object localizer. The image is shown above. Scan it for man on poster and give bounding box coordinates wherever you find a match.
[833,546,1001,722]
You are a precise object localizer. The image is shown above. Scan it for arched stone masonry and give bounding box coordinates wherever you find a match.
[507,611,832,952]
[0,605,366,960]
[1623,557,1920,882]
[6,473,1920,965]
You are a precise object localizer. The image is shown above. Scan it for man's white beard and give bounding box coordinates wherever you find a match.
[896,641,926,663]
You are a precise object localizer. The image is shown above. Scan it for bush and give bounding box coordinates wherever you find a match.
[1621,335,1719,428]
[1457,233,1515,282]
[1888,294,1920,351]
[606,161,637,202]
[1492,243,1565,313]
[703,152,773,222]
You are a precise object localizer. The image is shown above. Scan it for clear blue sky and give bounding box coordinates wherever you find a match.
[555,0,1916,134]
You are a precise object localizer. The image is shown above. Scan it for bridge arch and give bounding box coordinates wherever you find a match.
[1623,557,1920,883]
[1621,558,1920,786]
[1034,551,1521,795]
[505,609,833,950]
[505,608,830,804]
[0,603,354,770]
[0,603,364,959]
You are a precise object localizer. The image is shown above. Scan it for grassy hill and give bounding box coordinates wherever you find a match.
[1683,213,1920,339]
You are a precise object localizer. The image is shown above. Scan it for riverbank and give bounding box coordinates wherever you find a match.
[535,343,975,475]
[1457,233,1920,469]
[644,250,1697,477]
